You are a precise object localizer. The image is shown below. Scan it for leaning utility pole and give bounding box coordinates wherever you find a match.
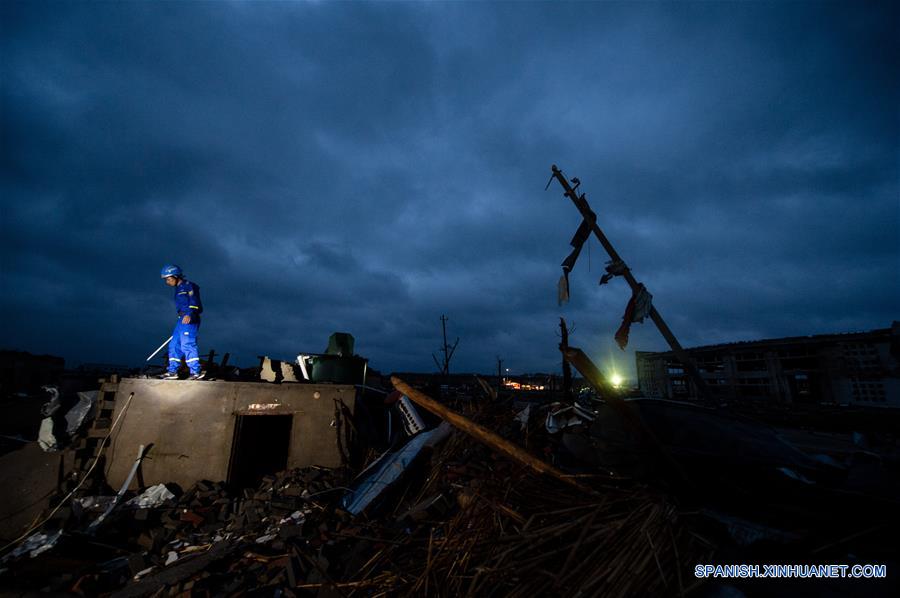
[432,314,459,375]
[549,165,712,403]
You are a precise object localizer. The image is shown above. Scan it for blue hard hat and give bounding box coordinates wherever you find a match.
[160,264,182,278]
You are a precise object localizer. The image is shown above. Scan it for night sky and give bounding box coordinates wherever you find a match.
[1,1,897,379]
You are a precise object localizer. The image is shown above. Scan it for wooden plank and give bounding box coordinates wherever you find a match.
[391,376,589,492]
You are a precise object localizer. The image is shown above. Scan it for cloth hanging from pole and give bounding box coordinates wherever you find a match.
[557,272,570,306]
[614,284,653,350]
[558,210,597,304]
[561,217,593,272]
[599,259,628,286]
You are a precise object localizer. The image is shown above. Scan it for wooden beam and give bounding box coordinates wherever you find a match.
[391,376,589,492]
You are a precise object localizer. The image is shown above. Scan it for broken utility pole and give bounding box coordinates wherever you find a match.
[432,314,459,375]
[549,165,712,404]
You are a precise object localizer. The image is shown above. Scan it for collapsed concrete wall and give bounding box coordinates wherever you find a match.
[105,378,355,489]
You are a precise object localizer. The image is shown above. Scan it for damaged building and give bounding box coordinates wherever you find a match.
[103,379,356,491]
[636,322,900,406]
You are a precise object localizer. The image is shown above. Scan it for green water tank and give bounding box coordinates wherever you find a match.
[326,332,355,357]
[308,354,367,385]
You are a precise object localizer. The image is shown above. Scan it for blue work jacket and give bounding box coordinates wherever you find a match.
[174,279,203,322]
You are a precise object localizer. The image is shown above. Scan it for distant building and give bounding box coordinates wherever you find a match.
[635,323,900,407]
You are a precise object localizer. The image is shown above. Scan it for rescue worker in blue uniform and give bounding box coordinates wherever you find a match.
[160,264,205,380]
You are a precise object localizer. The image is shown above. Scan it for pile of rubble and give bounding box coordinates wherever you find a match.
[333,430,713,597]
[3,466,350,594]
[0,388,714,597]
[8,368,895,596]
[7,368,898,596]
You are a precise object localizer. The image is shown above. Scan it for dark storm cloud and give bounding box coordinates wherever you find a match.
[1,1,897,378]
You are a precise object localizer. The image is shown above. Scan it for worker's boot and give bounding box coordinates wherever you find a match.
[160,371,180,380]
[188,372,206,380]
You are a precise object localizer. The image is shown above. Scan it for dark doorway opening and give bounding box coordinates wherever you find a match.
[228,415,293,489]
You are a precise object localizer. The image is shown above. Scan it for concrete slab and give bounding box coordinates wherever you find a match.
[105,379,355,489]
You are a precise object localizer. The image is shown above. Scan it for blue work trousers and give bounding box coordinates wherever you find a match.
[168,319,201,374]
